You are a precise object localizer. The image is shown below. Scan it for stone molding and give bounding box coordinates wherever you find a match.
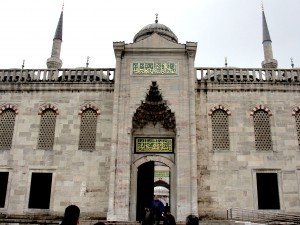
[0,104,19,115]
[250,104,272,116]
[208,104,231,116]
[133,155,174,168]
[38,103,59,115]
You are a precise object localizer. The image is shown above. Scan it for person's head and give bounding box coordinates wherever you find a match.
[61,205,80,225]
[185,215,199,225]
[154,195,159,200]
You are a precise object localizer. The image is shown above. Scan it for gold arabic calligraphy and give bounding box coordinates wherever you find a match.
[135,138,173,153]
[133,63,176,75]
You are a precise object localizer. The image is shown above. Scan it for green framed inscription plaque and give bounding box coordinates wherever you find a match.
[134,137,174,153]
[132,63,176,75]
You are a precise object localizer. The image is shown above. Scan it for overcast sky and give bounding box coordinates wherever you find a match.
[0,0,299,69]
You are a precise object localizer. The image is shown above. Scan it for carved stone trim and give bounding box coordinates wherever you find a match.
[0,104,19,115]
[250,104,272,116]
[38,103,59,115]
[79,103,101,115]
[208,104,231,116]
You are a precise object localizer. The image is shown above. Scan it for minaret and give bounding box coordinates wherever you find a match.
[47,6,63,69]
[261,4,278,68]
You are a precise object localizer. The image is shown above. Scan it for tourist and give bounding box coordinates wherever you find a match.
[150,195,164,225]
[61,205,80,225]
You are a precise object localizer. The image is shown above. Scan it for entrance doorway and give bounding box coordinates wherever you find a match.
[136,161,170,221]
[256,173,280,209]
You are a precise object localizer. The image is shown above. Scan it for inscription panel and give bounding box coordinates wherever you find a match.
[134,137,174,153]
[132,63,176,75]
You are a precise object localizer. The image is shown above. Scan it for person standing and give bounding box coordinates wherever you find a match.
[150,195,164,225]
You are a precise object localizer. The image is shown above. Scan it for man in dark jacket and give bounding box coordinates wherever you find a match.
[150,195,164,225]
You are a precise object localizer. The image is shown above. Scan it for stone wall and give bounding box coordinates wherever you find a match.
[0,83,113,216]
[196,82,300,218]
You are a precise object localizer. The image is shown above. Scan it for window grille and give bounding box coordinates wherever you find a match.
[295,111,300,149]
[79,108,97,151]
[0,109,16,150]
[38,109,57,150]
[211,109,230,151]
[253,110,272,151]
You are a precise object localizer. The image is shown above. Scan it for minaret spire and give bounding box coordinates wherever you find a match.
[261,4,278,68]
[47,5,64,69]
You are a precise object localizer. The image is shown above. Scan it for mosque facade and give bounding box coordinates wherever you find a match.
[0,7,300,223]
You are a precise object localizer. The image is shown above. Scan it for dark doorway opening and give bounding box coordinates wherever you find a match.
[28,172,52,209]
[0,172,9,208]
[256,173,280,209]
[136,161,154,222]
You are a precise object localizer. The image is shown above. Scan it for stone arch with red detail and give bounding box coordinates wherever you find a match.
[292,106,300,117]
[250,104,272,116]
[0,104,19,115]
[78,103,101,115]
[38,103,59,115]
[208,104,231,116]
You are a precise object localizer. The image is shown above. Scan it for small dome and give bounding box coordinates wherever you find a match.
[133,22,178,43]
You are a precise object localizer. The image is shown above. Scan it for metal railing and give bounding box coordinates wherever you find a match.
[196,67,300,83]
[0,68,115,83]
[227,208,300,224]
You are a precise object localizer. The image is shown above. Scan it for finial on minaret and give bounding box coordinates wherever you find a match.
[22,60,25,69]
[291,57,294,68]
[261,1,264,11]
[86,56,90,68]
[62,3,64,11]
[225,57,228,67]
[155,13,158,23]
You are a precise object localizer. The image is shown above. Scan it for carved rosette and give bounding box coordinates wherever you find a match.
[132,81,176,130]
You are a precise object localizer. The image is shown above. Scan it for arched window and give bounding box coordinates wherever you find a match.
[78,108,98,151]
[0,109,16,150]
[211,109,230,151]
[253,109,272,151]
[295,111,300,148]
[38,109,57,150]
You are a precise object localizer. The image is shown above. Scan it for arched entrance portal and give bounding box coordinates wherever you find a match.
[131,156,175,221]
[136,161,171,221]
